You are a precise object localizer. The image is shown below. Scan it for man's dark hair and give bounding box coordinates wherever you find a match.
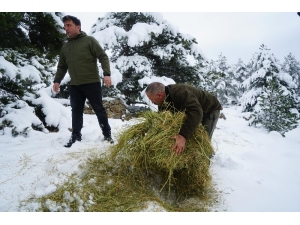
[62,15,81,26]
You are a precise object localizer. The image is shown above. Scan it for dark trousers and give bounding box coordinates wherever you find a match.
[70,82,111,137]
[202,110,220,140]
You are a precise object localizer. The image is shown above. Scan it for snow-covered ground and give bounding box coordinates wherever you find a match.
[211,106,300,212]
[1,104,299,214]
[0,106,300,222]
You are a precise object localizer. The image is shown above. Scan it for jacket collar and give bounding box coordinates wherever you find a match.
[67,31,87,41]
[165,86,172,102]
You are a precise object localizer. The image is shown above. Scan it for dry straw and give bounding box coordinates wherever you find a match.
[109,110,214,199]
[28,110,216,212]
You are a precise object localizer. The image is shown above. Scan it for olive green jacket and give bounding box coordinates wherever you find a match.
[54,31,111,85]
[159,84,222,139]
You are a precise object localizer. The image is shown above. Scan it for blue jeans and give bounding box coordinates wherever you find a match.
[69,82,111,137]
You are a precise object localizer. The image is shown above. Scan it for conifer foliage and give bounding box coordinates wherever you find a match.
[233,58,250,94]
[241,44,299,135]
[1,12,299,137]
[250,79,299,136]
[241,44,297,112]
[202,53,239,105]
[0,12,65,59]
[0,12,65,136]
[215,53,239,105]
[281,53,300,98]
[90,12,205,104]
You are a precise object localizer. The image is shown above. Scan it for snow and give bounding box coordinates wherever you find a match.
[1,88,300,213]
[278,72,297,88]
[212,107,300,211]
[116,56,152,76]
[19,65,42,83]
[127,23,165,47]
[91,12,204,63]
[49,12,65,34]
[1,11,299,223]
[0,56,19,79]
[240,45,298,114]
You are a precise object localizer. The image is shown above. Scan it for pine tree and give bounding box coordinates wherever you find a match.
[206,53,239,105]
[225,69,241,105]
[241,44,298,112]
[0,12,65,59]
[90,12,205,104]
[233,58,250,94]
[23,13,66,60]
[194,59,213,92]
[0,12,65,136]
[250,79,299,136]
[281,53,300,97]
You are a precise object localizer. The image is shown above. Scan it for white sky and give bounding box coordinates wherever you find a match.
[4,1,300,64]
[64,11,300,64]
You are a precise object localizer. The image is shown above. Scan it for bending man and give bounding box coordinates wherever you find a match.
[145,82,222,154]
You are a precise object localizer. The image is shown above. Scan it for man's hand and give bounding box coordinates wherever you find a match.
[103,76,112,87]
[171,134,186,155]
[53,82,60,93]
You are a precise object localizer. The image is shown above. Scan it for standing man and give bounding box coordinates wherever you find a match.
[145,82,222,155]
[53,15,114,147]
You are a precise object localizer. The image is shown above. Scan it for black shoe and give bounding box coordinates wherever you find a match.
[64,133,82,148]
[103,136,114,144]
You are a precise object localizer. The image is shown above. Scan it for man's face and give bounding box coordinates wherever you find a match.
[64,20,80,38]
[146,92,165,106]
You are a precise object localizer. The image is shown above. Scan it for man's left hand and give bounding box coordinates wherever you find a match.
[171,134,186,155]
[103,76,112,87]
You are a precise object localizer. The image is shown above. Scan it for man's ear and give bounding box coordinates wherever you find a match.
[157,92,164,98]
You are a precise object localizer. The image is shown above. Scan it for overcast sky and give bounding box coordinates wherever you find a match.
[64,11,300,65]
[5,0,300,65]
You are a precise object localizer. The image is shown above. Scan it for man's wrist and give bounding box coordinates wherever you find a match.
[178,133,187,140]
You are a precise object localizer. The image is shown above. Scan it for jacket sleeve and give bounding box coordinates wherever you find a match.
[90,37,111,76]
[174,89,203,139]
[54,50,68,83]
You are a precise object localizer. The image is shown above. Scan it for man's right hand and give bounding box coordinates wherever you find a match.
[171,134,186,155]
[53,82,60,93]
[103,76,112,87]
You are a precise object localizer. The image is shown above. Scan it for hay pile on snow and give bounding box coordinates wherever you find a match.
[110,110,214,199]
[31,110,216,212]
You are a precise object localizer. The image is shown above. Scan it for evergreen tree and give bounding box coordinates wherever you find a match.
[225,68,241,105]
[0,13,30,50]
[0,12,65,59]
[233,58,250,94]
[90,12,205,104]
[281,53,300,97]
[241,44,298,112]
[201,59,219,93]
[23,13,66,59]
[250,79,299,136]
[194,59,213,92]
[0,12,65,136]
[206,53,239,105]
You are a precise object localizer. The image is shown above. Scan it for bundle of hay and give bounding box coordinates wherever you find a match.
[109,110,214,199]
[29,110,216,212]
